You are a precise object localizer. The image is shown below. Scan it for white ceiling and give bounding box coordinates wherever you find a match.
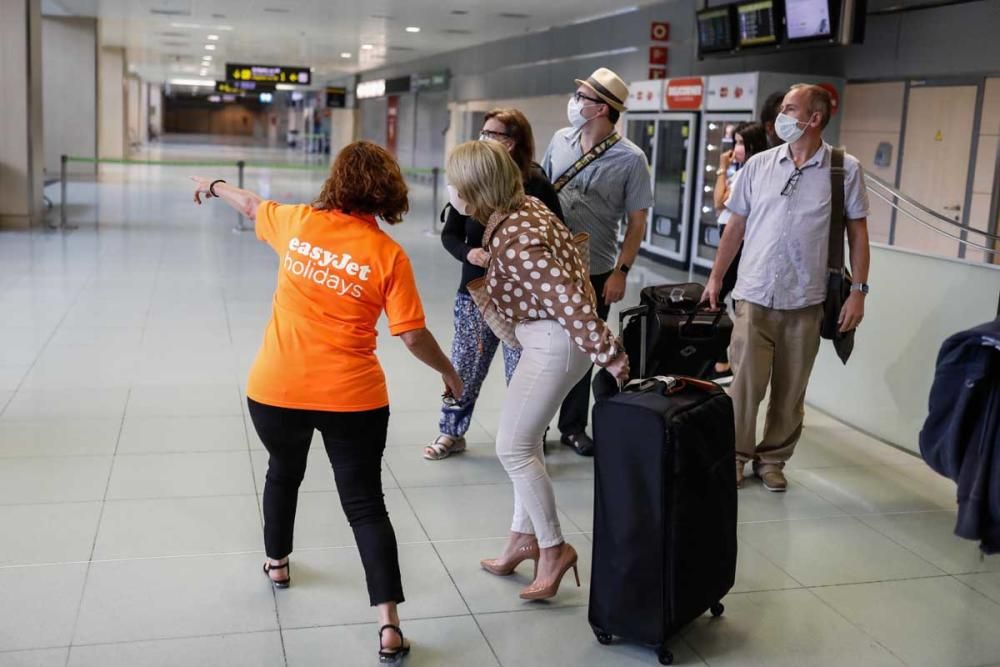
[43,0,653,85]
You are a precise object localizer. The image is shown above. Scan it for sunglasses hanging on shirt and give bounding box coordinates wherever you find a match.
[781,168,804,197]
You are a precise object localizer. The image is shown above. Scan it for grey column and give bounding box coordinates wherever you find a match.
[0,0,44,228]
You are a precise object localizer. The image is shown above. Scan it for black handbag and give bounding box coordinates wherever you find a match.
[821,147,855,364]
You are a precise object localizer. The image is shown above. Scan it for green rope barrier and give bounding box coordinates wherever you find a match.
[63,155,436,175]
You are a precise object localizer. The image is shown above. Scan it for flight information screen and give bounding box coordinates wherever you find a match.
[737,0,778,47]
[697,7,735,54]
[786,0,833,40]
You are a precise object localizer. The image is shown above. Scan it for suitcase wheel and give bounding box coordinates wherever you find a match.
[710,602,725,618]
[593,629,613,645]
[657,647,674,665]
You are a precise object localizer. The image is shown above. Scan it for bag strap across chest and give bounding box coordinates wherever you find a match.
[552,132,622,193]
[828,147,846,270]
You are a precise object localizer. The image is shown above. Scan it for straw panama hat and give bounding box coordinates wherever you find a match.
[575,68,629,112]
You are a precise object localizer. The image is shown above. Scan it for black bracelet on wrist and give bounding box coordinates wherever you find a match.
[209,179,226,197]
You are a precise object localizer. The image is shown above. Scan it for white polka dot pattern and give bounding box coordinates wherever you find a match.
[480,196,620,366]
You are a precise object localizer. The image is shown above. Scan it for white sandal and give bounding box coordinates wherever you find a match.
[424,434,467,461]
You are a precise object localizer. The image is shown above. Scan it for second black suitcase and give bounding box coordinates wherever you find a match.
[589,374,737,665]
[621,282,733,380]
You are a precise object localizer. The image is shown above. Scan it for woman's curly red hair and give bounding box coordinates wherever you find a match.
[314,141,409,224]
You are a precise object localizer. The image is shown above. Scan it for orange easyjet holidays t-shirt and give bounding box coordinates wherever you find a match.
[246,200,426,412]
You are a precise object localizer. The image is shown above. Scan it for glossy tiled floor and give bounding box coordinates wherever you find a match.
[2,141,999,667]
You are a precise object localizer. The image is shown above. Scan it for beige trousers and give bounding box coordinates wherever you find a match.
[729,300,824,466]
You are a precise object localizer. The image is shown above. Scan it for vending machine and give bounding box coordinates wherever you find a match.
[690,71,845,271]
[621,77,704,269]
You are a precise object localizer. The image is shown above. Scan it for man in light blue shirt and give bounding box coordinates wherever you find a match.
[703,84,872,492]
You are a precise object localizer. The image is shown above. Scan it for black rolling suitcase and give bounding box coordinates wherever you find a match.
[589,363,737,663]
[621,282,733,379]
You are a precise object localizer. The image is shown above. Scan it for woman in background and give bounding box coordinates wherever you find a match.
[425,108,564,460]
[710,121,769,385]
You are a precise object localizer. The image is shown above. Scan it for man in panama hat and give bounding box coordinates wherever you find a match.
[541,67,653,457]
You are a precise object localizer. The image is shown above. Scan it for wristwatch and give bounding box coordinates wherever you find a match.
[850,282,870,295]
[617,263,631,275]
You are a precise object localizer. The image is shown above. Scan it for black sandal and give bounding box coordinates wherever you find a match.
[378,624,410,663]
[262,561,291,589]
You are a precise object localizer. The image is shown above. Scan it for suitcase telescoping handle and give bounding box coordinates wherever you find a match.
[682,305,727,329]
[619,305,649,379]
[626,375,719,396]
[677,305,727,341]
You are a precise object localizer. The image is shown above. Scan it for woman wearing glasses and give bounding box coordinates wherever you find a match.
[424,108,565,461]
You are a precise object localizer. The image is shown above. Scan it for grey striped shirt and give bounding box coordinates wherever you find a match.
[541,128,654,275]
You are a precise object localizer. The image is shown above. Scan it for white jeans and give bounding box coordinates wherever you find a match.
[496,319,592,548]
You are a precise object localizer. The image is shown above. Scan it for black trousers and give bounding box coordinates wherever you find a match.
[247,398,403,607]
[558,270,613,435]
[717,231,744,366]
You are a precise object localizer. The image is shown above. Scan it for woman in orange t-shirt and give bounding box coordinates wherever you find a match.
[191,141,461,663]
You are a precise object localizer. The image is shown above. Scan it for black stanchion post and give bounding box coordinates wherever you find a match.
[57,154,67,229]
[234,160,247,231]
[430,167,440,236]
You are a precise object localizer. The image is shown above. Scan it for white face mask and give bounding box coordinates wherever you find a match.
[447,184,469,216]
[775,112,807,144]
[567,97,593,130]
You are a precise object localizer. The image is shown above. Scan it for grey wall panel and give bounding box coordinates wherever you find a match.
[395,93,416,168]
[413,91,448,169]
[839,15,903,80]
[353,0,999,171]
[42,17,97,176]
[359,98,387,145]
[356,0,998,105]
[893,2,1000,78]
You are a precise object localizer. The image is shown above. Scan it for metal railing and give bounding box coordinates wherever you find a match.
[864,172,1000,258]
[54,154,442,234]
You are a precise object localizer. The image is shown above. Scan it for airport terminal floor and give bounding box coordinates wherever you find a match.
[2,140,1000,667]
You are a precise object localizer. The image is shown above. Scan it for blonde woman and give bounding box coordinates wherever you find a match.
[446,141,629,600]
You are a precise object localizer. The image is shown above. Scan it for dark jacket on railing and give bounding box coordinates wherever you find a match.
[920,318,1000,555]
[441,163,564,295]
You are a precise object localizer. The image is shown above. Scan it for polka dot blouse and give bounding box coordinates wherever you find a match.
[482,196,622,367]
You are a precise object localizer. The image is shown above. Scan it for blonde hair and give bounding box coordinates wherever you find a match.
[446,140,525,222]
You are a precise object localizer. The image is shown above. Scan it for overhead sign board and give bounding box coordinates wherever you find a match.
[385,76,411,95]
[325,86,347,108]
[216,80,275,94]
[226,63,311,85]
[412,70,449,91]
[356,79,386,100]
[705,72,758,111]
[665,77,705,110]
[627,79,664,112]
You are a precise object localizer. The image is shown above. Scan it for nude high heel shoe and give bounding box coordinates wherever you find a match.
[480,540,540,576]
[519,543,579,601]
